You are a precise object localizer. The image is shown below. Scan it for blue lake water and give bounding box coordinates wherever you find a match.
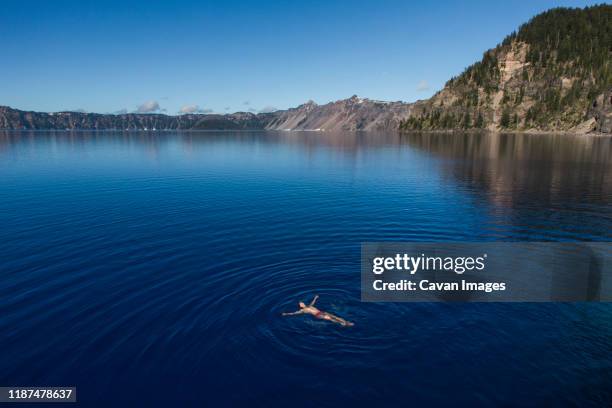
[1,131,611,406]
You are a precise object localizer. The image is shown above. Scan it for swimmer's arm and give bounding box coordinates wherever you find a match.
[309,295,319,306]
[282,310,304,316]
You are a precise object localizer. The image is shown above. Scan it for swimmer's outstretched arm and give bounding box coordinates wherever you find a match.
[282,310,304,316]
[309,295,319,306]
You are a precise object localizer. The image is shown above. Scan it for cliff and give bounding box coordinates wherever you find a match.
[0,106,273,130]
[401,5,611,133]
[265,97,412,131]
[0,99,412,132]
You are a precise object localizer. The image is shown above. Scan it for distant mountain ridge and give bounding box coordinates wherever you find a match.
[0,106,274,131]
[1,5,610,133]
[0,97,414,132]
[264,97,412,131]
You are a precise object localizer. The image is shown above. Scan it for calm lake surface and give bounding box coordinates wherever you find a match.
[1,131,611,406]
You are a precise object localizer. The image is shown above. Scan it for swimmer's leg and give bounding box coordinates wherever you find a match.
[328,313,354,326]
[319,313,333,321]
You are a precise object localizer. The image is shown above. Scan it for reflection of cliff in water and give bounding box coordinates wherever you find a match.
[401,132,612,209]
[3,130,612,210]
[0,130,404,153]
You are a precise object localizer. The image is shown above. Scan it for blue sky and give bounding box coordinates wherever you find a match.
[0,0,601,114]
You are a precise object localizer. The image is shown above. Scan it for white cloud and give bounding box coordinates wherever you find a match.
[137,100,161,113]
[114,108,128,115]
[180,104,200,114]
[180,105,214,114]
[416,80,430,92]
[258,106,278,113]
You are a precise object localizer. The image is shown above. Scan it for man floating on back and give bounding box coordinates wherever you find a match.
[282,295,354,327]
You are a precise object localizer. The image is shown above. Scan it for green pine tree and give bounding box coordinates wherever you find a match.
[500,109,511,128]
[475,112,484,128]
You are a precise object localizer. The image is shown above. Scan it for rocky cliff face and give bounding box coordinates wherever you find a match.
[587,89,612,133]
[0,106,273,130]
[401,5,611,133]
[265,96,412,131]
[0,99,413,132]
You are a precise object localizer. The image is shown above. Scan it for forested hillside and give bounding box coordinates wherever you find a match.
[401,5,611,132]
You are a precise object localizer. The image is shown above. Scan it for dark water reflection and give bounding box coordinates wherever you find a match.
[0,130,611,407]
[401,132,612,240]
[403,131,612,204]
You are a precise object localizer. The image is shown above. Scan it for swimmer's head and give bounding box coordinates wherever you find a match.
[299,302,306,308]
